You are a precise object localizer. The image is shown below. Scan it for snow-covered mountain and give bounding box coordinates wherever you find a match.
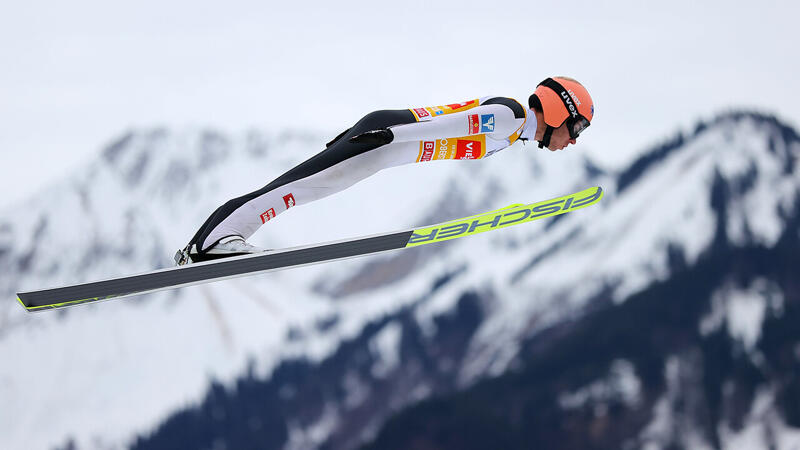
[1,111,799,450]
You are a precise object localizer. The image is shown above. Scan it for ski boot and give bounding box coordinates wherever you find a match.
[174,236,267,266]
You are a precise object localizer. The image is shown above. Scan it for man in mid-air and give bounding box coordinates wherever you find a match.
[175,77,594,265]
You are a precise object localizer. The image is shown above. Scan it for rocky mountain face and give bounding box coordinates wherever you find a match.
[2,112,799,450]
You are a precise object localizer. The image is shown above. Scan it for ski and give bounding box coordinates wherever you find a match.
[17,186,603,312]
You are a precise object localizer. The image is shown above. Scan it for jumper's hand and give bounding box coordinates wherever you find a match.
[348,128,394,146]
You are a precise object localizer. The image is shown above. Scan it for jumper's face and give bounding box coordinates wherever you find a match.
[545,123,577,151]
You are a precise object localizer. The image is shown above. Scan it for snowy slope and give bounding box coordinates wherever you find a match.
[2,111,799,450]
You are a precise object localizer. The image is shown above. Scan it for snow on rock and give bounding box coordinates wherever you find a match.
[699,278,783,352]
[558,359,642,412]
[286,403,340,450]
[639,355,714,450]
[719,388,800,450]
[369,321,402,378]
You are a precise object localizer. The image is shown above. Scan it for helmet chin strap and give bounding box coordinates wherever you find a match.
[538,126,555,149]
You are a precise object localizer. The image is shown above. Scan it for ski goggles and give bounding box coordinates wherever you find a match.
[569,116,591,140]
[537,77,591,140]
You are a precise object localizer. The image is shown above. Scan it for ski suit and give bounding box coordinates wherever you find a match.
[187,96,535,254]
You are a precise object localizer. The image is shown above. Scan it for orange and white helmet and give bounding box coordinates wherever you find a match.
[528,77,594,148]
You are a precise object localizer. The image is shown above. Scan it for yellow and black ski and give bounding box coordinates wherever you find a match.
[17,186,603,312]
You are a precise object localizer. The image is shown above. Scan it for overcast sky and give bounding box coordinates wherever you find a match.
[1,0,798,208]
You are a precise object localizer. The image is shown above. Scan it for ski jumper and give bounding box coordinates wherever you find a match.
[187,96,534,255]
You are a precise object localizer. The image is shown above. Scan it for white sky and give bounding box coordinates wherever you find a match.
[1,0,798,208]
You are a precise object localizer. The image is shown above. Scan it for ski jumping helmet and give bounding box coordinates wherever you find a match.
[528,77,594,149]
